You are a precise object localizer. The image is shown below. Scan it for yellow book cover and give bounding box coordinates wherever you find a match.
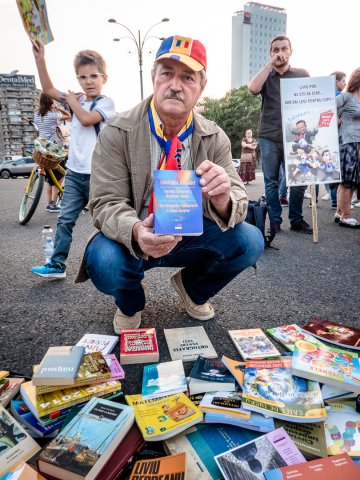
[126,392,203,441]
[34,351,112,394]
[129,453,186,479]
[0,371,9,381]
[21,380,121,418]
[16,0,54,45]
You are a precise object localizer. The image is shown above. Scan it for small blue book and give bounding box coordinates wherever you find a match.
[154,170,203,235]
[142,359,188,399]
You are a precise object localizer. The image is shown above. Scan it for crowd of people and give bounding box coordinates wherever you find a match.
[28,32,359,333]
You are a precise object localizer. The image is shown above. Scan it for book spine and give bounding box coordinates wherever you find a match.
[35,371,113,394]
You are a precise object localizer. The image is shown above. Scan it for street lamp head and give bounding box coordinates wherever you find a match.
[161,18,170,22]
[113,38,120,42]
[108,18,116,23]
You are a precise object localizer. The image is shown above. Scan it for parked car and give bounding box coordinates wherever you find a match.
[0,157,37,179]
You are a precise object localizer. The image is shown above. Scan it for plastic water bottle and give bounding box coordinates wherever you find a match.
[41,225,54,263]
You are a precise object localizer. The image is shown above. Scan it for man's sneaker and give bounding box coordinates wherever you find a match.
[31,263,66,278]
[321,193,331,201]
[47,204,61,213]
[279,198,289,207]
[290,220,313,234]
[170,269,215,321]
[113,308,142,334]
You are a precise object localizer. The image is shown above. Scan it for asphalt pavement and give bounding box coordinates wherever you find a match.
[0,174,359,394]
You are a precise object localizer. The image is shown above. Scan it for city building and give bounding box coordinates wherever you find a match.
[0,74,38,162]
[231,2,287,88]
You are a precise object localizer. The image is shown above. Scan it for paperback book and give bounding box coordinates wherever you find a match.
[16,0,54,45]
[164,423,261,480]
[188,356,236,395]
[242,357,327,422]
[103,354,125,381]
[125,392,203,441]
[141,359,187,399]
[302,317,360,350]
[32,345,85,386]
[34,351,112,394]
[164,326,217,362]
[204,410,275,433]
[0,373,8,382]
[263,453,360,480]
[11,399,63,437]
[266,324,316,352]
[153,169,203,235]
[0,380,9,395]
[20,379,122,418]
[199,390,251,420]
[228,328,281,360]
[0,461,46,479]
[324,400,360,457]
[120,328,159,365]
[0,377,24,407]
[0,405,41,477]
[221,355,246,388]
[129,453,186,480]
[76,333,119,355]
[37,397,134,480]
[215,427,306,480]
[291,337,360,394]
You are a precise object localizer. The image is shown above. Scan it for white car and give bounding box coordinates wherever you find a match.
[0,157,37,179]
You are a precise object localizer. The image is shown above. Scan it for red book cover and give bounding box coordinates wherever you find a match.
[263,453,360,480]
[302,318,360,350]
[120,328,159,364]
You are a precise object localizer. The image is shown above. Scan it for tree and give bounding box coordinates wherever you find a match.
[201,86,261,157]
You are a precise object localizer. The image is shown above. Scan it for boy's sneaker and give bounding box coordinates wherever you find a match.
[31,263,66,278]
[279,198,289,207]
[321,193,331,201]
[47,204,61,213]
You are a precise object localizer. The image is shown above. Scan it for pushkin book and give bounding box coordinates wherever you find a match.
[291,337,360,394]
[37,397,134,480]
[154,169,203,235]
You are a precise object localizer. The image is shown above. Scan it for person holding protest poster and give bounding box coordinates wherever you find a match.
[248,35,313,234]
[335,68,360,228]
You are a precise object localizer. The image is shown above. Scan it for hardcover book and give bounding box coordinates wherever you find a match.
[266,324,316,352]
[0,405,41,477]
[164,326,217,362]
[0,461,46,479]
[291,337,360,394]
[302,317,360,350]
[263,453,359,480]
[242,357,327,422]
[221,355,246,388]
[188,356,236,395]
[324,400,360,457]
[164,423,261,480]
[153,169,203,235]
[20,379,122,418]
[125,392,203,441]
[34,351,112,394]
[129,453,186,480]
[228,328,281,360]
[120,328,159,365]
[141,359,187,399]
[32,345,85,386]
[274,419,328,459]
[215,427,306,480]
[0,377,24,408]
[76,333,119,355]
[37,397,134,480]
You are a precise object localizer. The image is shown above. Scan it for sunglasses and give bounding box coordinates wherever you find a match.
[76,73,104,82]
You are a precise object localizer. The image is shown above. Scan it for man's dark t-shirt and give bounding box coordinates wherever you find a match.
[259,66,309,143]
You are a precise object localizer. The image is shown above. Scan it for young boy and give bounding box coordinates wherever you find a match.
[31,40,115,278]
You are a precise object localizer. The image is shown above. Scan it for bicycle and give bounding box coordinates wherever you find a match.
[19,121,67,225]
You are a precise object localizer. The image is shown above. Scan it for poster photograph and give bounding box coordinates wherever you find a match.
[17,0,54,45]
[280,76,341,187]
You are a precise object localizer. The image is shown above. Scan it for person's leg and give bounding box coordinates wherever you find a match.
[279,165,288,200]
[338,185,354,219]
[51,170,90,267]
[258,138,282,225]
[288,184,307,225]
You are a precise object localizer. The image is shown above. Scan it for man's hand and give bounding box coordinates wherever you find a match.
[196,160,231,218]
[132,214,182,258]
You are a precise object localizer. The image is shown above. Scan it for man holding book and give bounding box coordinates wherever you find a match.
[76,35,264,332]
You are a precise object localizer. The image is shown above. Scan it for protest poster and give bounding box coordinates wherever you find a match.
[17,0,54,45]
[280,76,341,187]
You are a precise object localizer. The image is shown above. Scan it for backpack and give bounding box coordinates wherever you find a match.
[246,197,276,247]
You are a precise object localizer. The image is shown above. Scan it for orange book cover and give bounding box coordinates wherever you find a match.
[129,453,186,479]
[2,461,46,479]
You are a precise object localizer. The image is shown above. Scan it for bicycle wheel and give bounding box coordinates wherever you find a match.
[19,168,44,225]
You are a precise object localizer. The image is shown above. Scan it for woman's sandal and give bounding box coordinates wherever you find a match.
[338,217,360,228]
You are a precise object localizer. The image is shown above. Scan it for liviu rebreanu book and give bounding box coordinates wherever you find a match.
[164,326,217,362]
[154,169,203,235]
[228,328,281,360]
[302,317,360,350]
[215,427,306,480]
[242,357,327,422]
[291,337,360,394]
[37,397,134,480]
[120,328,159,365]
[129,453,186,480]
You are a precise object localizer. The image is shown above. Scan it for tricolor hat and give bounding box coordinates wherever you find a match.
[155,35,207,72]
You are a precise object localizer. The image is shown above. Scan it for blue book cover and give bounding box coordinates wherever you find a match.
[11,399,63,437]
[142,359,188,399]
[154,170,203,235]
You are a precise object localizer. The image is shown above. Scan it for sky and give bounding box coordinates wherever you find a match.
[1,0,358,112]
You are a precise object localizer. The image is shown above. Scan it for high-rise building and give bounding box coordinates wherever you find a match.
[231,2,287,88]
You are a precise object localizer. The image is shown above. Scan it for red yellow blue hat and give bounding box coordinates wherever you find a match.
[155,35,207,72]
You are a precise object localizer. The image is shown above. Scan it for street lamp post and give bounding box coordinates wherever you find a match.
[108,18,169,100]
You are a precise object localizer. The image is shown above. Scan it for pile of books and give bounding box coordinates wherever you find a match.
[1,320,359,480]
